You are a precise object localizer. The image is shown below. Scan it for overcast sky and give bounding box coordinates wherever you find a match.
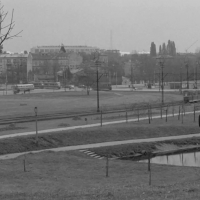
[2,0,200,53]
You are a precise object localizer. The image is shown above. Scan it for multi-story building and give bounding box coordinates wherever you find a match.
[27,51,83,82]
[30,45,99,55]
[0,53,28,84]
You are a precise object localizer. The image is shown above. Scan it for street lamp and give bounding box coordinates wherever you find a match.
[196,60,200,89]
[180,66,182,93]
[94,51,107,112]
[156,56,165,104]
[184,57,189,89]
[94,51,100,112]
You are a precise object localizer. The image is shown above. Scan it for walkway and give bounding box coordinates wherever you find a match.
[0,110,197,140]
[1,132,200,160]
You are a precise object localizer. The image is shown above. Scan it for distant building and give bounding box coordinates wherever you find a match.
[27,51,83,82]
[0,53,28,84]
[30,45,100,55]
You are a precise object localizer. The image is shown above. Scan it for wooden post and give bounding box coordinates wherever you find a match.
[101,110,103,127]
[194,105,196,122]
[34,107,38,145]
[178,106,180,120]
[106,155,109,177]
[181,153,184,166]
[148,156,151,186]
[160,104,162,119]
[148,109,150,124]
[182,105,183,124]
[126,111,128,123]
[183,105,186,116]
[150,106,153,120]
[23,154,26,172]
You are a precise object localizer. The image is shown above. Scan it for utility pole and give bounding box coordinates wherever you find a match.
[180,66,182,93]
[96,60,100,112]
[185,60,189,89]
[161,64,164,104]
[196,61,199,89]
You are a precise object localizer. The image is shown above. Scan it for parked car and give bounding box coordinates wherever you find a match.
[64,85,75,89]
[78,84,86,89]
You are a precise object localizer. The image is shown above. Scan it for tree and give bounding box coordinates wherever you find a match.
[0,3,22,47]
[150,42,156,57]
[162,43,167,55]
[76,66,96,95]
[159,45,162,55]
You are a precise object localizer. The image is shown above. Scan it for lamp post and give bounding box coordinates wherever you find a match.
[94,51,100,112]
[94,52,107,112]
[184,58,189,89]
[180,66,182,93]
[156,56,165,104]
[196,60,199,89]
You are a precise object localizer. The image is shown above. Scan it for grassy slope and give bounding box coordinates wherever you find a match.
[0,90,182,116]
[0,114,199,155]
[0,151,200,200]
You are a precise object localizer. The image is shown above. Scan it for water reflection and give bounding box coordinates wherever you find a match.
[142,152,200,167]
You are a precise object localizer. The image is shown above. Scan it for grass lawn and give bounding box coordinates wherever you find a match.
[0,151,200,199]
[0,113,200,155]
[0,90,182,117]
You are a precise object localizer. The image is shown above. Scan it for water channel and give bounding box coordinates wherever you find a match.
[144,151,200,167]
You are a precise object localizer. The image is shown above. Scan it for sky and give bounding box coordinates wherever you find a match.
[2,0,200,53]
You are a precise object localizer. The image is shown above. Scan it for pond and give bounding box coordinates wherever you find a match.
[144,151,200,167]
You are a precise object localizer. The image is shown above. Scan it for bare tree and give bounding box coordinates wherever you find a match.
[0,3,22,50]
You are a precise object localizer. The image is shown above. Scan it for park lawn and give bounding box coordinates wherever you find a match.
[0,150,200,199]
[0,113,199,155]
[0,90,182,117]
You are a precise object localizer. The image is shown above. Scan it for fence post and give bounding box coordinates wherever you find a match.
[106,155,109,177]
[148,155,151,186]
[182,105,184,124]
[194,105,196,122]
[148,108,150,124]
[23,154,26,172]
[34,107,38,145]
[126,111,128,123]
[101,110,103,127]
[138,109,140,122]
[183,104,186,116]
[160,104,162,119]
[150,106,153,120]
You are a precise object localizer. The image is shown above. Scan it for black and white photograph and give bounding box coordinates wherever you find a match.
[0,0,200,199]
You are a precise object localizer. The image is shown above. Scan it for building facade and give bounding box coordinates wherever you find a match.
[30,45,99,55]
[0,53,28,84]
[27,52,83,82]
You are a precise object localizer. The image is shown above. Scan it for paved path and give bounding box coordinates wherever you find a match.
[0,110,197,140]
[0,109,198,160]
[1,131,200,160]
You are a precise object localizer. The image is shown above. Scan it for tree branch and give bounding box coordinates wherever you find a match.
[0,7,23,47]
